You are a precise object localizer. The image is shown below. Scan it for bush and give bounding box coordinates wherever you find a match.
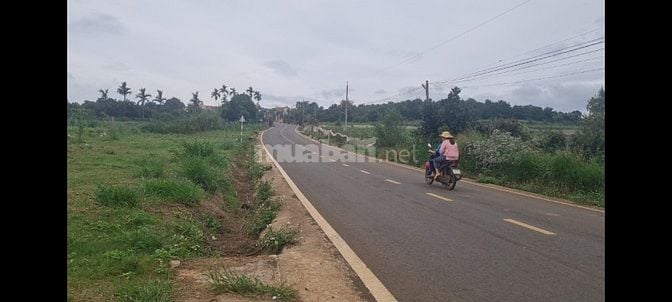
[547,152,604,192]
[96,186,139,207]
[375,109,405,148]
[534,131,567,152]
[462,129,532,174]
[496,152,546,182]
[143,179,206,205]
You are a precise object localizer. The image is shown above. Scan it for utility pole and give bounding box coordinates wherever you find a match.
[302,98,305,124]
[421,80,429,101]
[345,81,349,129]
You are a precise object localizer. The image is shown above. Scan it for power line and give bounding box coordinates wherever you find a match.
[466,27,602,73]
[459,67,604,89]
[441,49,604,85]
[364,27,604,105]
[378,0,535,73]
[448,37,604,82]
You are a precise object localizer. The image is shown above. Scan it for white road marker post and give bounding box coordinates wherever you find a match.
[239,115,246,142]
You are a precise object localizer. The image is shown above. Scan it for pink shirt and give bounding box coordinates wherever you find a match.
[439,140,459,160]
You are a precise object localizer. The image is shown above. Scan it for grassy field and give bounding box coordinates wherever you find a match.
[67,121,273,301]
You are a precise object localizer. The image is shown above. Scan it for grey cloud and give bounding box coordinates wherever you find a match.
[263,94,297,107]
[375,89,386,94]
[319,88,346,100]
[102,62,130,72]
[69,13,125,35]
[264,60,298,77]
[507,82,603,112]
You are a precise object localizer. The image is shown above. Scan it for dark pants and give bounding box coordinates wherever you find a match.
[433,156,447,173]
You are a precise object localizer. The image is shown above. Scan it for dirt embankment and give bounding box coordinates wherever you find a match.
[173,137,374,301]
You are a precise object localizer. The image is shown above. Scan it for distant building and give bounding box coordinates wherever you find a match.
[273,106,289,122]
[199,103,220,111]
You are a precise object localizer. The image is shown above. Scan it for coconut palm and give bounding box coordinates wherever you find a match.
[153,90,166,104]
[246,86,254,97]
[219,84,228,96]
[229,88,237,96]
[253,91,262,102]
[211,88,221,102]
[117,82,131,102]
[98,89,109,101]
[135,88,151,106]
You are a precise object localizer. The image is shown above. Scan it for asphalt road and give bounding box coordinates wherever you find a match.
[262,123,604,302]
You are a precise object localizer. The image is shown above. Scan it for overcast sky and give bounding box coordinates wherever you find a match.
[67,0,604,113]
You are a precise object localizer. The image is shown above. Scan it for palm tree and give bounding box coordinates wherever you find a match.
[211,88,221,103]
[135,88,151,105]
[117,82,131,102]
[190,91,201,108]
[253,91,262,102]
[246,86,254,97]
[153,89,166,104]
[219,84,228,96]
[98,89,109,101]
[229,88,237,96]
[218,85,229,105]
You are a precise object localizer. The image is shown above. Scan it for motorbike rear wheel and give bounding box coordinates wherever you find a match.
[442,169,457,191]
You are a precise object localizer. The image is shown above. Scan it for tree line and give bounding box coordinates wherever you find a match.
[68,81,263,122]
[285,86,583,130]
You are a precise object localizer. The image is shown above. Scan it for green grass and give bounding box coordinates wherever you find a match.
[96,186,139,207]
[115,279,173,302]
[259,227,300,254]
[143,178,205,205]
[207,270,298,301]
[133,155,166,178]
[257,181,274,203]
[68,121,259,300]
[247,201,281,237]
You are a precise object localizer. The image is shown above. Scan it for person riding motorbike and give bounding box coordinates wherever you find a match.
[432,131,459,180]
[427,143,441,177]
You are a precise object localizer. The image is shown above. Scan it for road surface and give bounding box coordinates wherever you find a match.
[262,123,604,302]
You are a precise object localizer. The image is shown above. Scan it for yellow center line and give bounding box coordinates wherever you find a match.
[385,179,401,184]
[360,170,371,174]
[503,218,556,235]
[426,193,453,202]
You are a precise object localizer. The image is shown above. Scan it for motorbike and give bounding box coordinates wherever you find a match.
[424,143,462,190]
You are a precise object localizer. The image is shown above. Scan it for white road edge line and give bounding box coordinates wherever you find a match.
[360,170,371,174]
[261,128,398,302]
[385,179,401,184]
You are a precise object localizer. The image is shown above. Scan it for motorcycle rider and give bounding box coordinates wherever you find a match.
[427,143,441,177]
[433,131,459,180]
